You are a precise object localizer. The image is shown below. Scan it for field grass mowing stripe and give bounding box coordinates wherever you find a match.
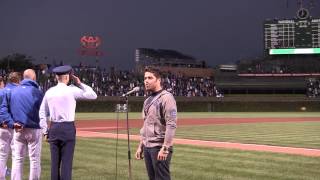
[174,145,320,179]
[75,112,320,120]
[30,138,320,180]
[176,144,320,164]
[174,121,320,149]
[174,154,311,180]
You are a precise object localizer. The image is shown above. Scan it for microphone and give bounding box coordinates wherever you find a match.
[122,87,140,97]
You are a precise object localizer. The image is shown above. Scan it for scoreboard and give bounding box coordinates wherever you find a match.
[264,17,320,55]
[264,18,320,49]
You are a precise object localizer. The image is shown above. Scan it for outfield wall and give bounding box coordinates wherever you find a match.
[215,73,308,94]
[77,95,320,112]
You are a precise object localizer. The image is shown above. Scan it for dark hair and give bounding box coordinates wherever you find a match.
[144,66,161,79]
[8,72,21,83]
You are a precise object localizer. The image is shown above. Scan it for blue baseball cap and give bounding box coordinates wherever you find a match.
[52,65,72,75]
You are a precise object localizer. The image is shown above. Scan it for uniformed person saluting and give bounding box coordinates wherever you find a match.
[39,65,97,180]
[135,67,177,180]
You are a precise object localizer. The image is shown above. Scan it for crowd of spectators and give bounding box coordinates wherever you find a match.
[306,78,320,98]
[33,66,219,97]
[238,56,320,74]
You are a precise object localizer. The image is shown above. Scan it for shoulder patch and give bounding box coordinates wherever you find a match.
[170,109,177,118]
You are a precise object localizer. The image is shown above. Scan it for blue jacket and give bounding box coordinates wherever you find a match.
[0,83,19,128]
[1,79,43,129]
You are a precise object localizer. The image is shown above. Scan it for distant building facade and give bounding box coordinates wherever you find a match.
[135,48,212,77]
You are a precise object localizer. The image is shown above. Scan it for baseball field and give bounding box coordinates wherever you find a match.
[17,112,320,180]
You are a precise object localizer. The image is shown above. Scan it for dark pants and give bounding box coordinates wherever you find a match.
[143,146,173,180]
[48,122,76,180]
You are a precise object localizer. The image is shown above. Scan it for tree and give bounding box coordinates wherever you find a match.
[0,53,35,72]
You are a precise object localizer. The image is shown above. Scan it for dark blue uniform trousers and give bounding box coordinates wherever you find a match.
[48,122,76,180]
[143,146,173,180]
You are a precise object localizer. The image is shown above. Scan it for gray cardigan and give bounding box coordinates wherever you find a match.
[140,90,177,148]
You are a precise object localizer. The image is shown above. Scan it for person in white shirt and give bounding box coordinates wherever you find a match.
[39,65,97,180]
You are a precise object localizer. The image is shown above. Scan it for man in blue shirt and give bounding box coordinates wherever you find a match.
[1,69,46,180]
[0,72,20,180]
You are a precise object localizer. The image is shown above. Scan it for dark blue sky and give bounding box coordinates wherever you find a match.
[0,0,319,69]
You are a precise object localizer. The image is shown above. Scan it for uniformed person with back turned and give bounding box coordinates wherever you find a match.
[39,65,97,180]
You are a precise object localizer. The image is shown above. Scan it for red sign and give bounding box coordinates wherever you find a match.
[80,36,102,49]
[79,36,103,56]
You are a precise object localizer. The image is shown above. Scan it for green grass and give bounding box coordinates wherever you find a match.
[80,112,320,149]
[176,121,320,149]
[125,121,320,149]
[18,138,320,180]
[75,112,320,120]
[13,112,320,179]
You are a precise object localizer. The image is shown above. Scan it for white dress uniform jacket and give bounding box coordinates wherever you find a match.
[39,83,97,123]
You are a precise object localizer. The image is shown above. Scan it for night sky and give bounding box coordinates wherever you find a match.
[0,0,319,69]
